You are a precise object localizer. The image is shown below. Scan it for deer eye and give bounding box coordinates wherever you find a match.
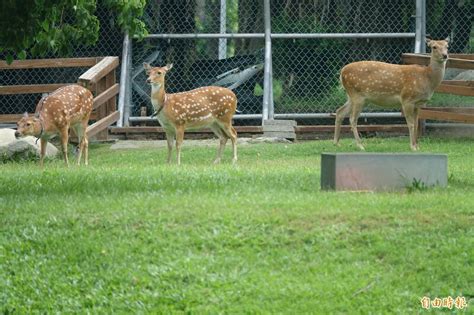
[26,123,31,127]
[432,46,437,50]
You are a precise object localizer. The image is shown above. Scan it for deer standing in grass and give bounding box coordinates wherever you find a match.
[334,37,450,151]
[144,63,238,165]
[15,84,93,167]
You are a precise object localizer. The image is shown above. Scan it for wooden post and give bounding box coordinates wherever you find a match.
[95,76,108,140]
[105,71,117,116]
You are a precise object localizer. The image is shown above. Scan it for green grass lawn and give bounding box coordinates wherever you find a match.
[1,137,473,313]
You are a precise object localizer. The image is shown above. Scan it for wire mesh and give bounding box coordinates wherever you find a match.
[1,0,473,124]
[273,38,414,114]
[271,0,416,34]
[129,37,264,118]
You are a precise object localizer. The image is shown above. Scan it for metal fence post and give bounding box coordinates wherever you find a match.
[262,0,274,123]
[219,0,227,60]
[421,0,426,53]
[415,0,427,53]
[118,33,131,127]
[124,37,133,127]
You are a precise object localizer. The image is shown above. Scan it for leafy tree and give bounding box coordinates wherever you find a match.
[0,0,147,63]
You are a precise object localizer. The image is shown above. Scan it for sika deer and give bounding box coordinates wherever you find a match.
[15,84,94,167]
[334,37,450,151]
[144,63,238,165]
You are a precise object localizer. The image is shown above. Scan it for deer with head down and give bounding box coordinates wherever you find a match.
[15,84,93,167]
[334,37,450,151]
[144,63,238,165]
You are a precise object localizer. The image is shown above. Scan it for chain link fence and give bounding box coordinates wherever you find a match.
[126,0,472,126]
[271,1,415,116]
[1,0,472,126]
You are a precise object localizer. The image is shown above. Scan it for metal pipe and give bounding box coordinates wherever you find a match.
[415,0,422,53]
[271,33,416,39]
[273,112,403,119]
[268,60,274,119]
[146,33,264,39]
[262,0,272,123]
[124,38,133,127]
[117,33,131,127]
[128,112,403,122]
[421,0,426,53]
[144,32,416,39]
[219,0,227,60]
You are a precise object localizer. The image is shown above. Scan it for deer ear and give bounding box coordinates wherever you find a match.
[23,112,28,118]
[165,63,173,71]
[425,37,432,46]
[143,62,152,72]
[444,36,450,43]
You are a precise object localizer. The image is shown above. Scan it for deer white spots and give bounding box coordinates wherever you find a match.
[334,37,450,151]
[15,84,93,167]
[144,62,238,165]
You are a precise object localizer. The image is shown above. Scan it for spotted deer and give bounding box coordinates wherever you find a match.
[144,63,238,165]
[334,37,450,151]
[15,84,94,167]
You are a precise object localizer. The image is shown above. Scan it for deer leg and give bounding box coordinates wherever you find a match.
[211,124,226,164]
[165,132,175,164]
[413,106,421,150]
[39,138,47,168]
[349,99,365,151]
[59,127,70,166]
[175,126,185,165]
[403,103,418,151]
[82,115,91,166]
[83,136,89,166]
[73,124,84,166]
[227,125,238,165]
[334,100,351,146]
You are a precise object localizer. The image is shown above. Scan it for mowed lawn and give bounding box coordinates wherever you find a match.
[1,136,473,313]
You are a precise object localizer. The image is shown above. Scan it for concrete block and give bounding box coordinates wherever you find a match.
[321,153,448,191]
[263,120,296,140]
[263,125,295,132]
[263,119,297,127]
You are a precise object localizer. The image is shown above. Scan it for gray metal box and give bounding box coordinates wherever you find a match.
[321,153,448,191]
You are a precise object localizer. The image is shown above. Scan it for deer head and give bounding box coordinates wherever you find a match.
[426,37,449,63]
[144,63,173,90]
[15,112,42,138]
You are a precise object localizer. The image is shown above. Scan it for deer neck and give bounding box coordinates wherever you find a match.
[33,116,45,139]
[151,82,167,111]
[428,56,447,89]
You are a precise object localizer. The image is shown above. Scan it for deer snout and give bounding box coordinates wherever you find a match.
[442,54,448,60]
[14,131,21,138]
[146,78,152,84]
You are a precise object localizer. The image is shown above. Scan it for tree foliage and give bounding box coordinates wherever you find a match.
[0,0,147,63]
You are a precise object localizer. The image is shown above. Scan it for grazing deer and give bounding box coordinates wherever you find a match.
[334,37,450,151]
[144,63,238,165]
[15,84,94,167]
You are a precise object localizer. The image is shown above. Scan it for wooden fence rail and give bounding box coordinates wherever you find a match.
[0,56,120,139]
